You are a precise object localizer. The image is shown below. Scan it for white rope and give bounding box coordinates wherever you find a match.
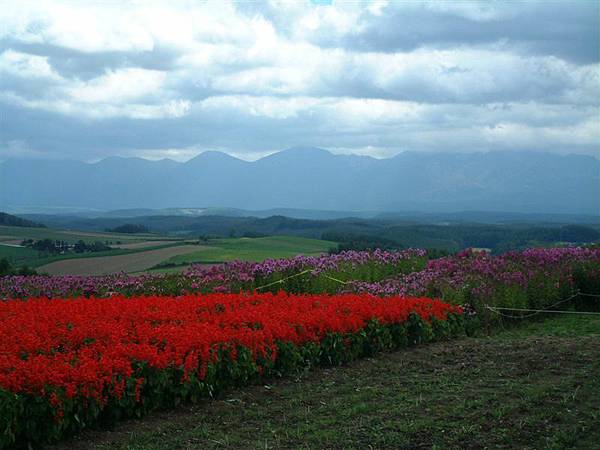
[579,292,600,298]
[254,269,312,291]
[485,306,600,317]
[484,291,582,319]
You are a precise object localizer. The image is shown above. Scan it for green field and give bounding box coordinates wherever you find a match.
[49,314,600,450]
[0,225,183,269]
[0,225,163,244]
[162,236,337,267]
[0,245,40,266]
[1,226,337,273]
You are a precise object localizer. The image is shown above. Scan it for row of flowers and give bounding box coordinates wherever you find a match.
[1,248,598,315]
[0,249,428,300]
[0,292,466,448]
[347,247,600,315]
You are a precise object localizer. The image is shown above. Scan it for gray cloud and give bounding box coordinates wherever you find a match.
[0,0,598,162]
[303,2,600,64]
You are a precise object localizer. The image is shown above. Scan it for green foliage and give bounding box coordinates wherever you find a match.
[252,256,429,295]
[0,258,36,276]
[323,232,402,252]
[0,212,45,229]
[106,224,149,234]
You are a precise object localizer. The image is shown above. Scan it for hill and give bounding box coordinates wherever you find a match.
[0,212,45,228]
[16,213,600,254]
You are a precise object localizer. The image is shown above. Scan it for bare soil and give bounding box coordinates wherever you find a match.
[38,245,202,275]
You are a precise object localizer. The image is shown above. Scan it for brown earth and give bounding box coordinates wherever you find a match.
[38,245,202,275]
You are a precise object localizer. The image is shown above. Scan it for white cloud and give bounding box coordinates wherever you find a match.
[0,0,153,53]
[0,91,190,120]
[65,68,166,103]
[0,0,598,160]
[0,49,61,80]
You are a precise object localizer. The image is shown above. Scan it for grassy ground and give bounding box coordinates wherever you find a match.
[51,314,600,450]
[0,245,40,266]
[162,236,337,267]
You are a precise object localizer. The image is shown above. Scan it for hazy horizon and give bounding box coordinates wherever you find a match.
[3,146,600,165]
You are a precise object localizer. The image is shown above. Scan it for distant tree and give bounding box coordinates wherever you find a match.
[73,239,110,253]
[31,238,60,254]
[323,232,402,253]
[74,240,87,253]
[106,224,149,234]
[560,225,600,243]
[242,231,267,238]
[89,241,110,252]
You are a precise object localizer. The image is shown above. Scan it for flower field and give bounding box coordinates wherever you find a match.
[0,292,464,448]
[1,246,599,447]
[2,247,599,314]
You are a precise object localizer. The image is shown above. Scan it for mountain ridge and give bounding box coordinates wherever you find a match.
[1,148,598,214]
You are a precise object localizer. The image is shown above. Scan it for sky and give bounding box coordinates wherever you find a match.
[0,0,599,162]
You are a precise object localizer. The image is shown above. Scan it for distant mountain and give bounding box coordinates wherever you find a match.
[1,148,598,215]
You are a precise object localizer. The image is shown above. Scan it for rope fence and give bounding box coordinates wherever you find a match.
[254,270,353,291]
[485,290,600,319]
[485,307,600,317]
[254,269,313,291]
[254,268,600,318]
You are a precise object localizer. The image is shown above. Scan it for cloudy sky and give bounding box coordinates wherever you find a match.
[0,0,598,162]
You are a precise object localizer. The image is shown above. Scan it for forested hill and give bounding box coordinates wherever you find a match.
[0,212,46,228]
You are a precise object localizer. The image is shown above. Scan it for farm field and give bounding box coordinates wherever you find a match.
[50,314,600,450]
[0,225,154,244]
[0,224,180,270]
[0,244,40,266]
[37,244,202,275]
[0,223,337,274]
[1,246,599,448]
[155,236,337,269]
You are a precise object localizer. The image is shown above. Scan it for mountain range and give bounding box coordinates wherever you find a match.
[1,148,598,215]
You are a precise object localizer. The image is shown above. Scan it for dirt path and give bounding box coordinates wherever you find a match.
[38,245,203,275]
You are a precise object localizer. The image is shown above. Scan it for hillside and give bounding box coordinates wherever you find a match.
[18,213,600,254]
[2,148,598,214]
[0,212,45,228]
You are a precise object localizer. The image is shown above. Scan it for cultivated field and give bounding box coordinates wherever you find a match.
[0,224,337,274]
[37,245,202,275]
[161,236,337,268]
[0,225,146,244]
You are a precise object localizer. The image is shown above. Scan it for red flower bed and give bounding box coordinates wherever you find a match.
[0,292,464,448]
